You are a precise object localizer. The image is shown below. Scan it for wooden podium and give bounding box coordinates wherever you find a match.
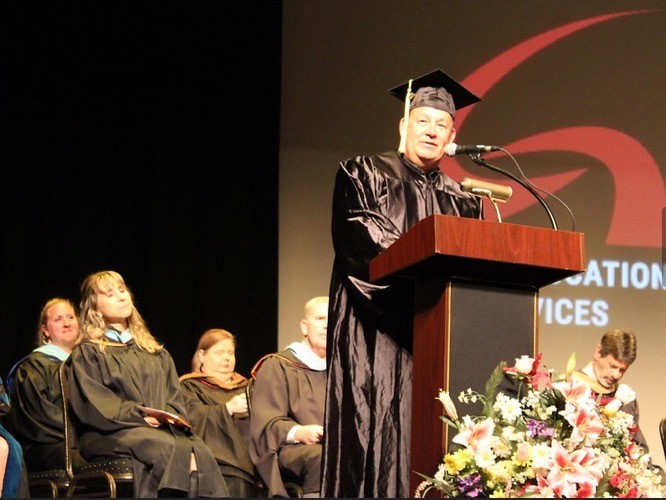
[369,214,585,494]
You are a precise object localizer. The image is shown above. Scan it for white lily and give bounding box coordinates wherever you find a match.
[437,389,459,421]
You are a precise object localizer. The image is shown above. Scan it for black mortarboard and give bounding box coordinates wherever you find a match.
[388,69,481,119]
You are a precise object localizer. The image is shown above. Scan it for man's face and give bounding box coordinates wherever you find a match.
[401,107,456,171]
[593,347,630,389]
[301,301,328,354]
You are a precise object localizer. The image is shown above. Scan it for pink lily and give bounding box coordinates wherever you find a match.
[546,441,600,498]
[452,416,500,453]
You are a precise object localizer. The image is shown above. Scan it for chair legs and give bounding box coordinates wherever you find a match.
[27,478,60,498]
[67,470,115,498]
[284,481,304,498]
[67,469,135,498]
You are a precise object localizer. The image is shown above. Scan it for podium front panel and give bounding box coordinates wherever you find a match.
[448,282,537,419]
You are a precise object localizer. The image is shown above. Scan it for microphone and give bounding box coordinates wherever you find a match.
[444,143,501,156]
[460,177,513,202]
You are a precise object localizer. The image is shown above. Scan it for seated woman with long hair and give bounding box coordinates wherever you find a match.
[66,270,229,498]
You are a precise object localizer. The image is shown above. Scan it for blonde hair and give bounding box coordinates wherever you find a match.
[36,297,78,347]
[304,296,329,319]
[191,328,236,372]
[78,270,162,353]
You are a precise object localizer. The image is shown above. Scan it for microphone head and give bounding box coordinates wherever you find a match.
[460,177,513,202]
[444,143,458,157]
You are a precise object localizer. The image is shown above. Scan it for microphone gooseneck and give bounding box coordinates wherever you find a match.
[468,153,558,230]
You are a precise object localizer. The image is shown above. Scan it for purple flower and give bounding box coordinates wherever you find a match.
[456,473,483,497]
[526,418,554,438]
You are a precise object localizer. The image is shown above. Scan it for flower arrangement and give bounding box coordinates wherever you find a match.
[415,353,665,498]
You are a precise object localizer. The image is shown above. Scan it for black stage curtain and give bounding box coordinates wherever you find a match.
[1,2,282,378]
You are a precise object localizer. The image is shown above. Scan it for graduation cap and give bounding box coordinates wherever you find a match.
[389,69,481,153]
[389,69,481,117]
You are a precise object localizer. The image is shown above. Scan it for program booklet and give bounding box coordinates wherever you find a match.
[136,405,191,430]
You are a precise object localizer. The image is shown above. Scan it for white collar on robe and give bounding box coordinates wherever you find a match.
[286,341,326,371]
[34,343,70,361]
[104,328,134,343]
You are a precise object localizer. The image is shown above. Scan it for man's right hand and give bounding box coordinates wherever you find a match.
[294,424,324,444]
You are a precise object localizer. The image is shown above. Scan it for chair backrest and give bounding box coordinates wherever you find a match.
[58,361,75,479]
[659,417,666,458]
[23,362,73,498]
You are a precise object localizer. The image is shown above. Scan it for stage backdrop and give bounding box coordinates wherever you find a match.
[278,1,665,471]
[1,3,281,386]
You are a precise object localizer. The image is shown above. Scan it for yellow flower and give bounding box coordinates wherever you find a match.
[487,462,511,483]
[602,401,621,417]
[444,449,472,475]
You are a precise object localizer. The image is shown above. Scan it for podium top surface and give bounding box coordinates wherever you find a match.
[370,215,586,289]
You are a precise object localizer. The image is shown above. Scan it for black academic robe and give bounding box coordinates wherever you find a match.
[179,373,261,497]
[321,151,482,498]
[249,349,326,497]
[6,351,85,471]
[67,340,229,498]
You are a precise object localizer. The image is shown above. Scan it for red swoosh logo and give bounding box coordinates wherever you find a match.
[443,10,665,248]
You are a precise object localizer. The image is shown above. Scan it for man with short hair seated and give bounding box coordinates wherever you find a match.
[249,296,328,498]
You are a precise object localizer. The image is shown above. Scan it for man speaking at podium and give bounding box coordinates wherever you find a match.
[322,69,484,498]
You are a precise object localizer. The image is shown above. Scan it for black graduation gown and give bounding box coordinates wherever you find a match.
[179,374,261,497]
[321,151,482,498]
[249,349,326,497]
[6,351,85,471]
[67,340,229,498]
